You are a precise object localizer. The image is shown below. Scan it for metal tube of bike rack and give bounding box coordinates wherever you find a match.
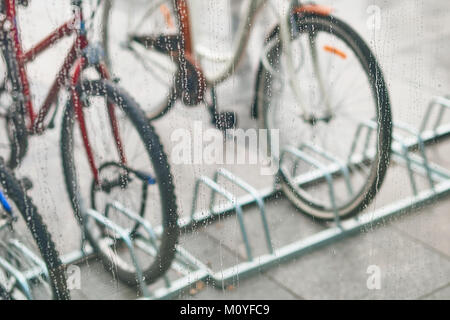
[0,255,33,300]
[9,239,49,281]
[393,121,435,190]
[348,120,376,162]
[430,96,450,130]
[191,176,253,261]
[105,201,171,288]
[391,151,450,182]
[395,139,419,195]
[106,202,159,244]
[179,185,278,232]
[173,245,213,274]
[297,142,353,195]
[84,208,151,297]
[132,238,195,287]
[149,269,210,300]
[280,146,341,228]
[211,168,274,254]
[1,240,48,285]
[140,246,214,300]
[420,96,450,133]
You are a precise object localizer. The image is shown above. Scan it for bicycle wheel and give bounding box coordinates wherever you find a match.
[0,48,28,169]
[0,159,69,300]
[256,13,391,220]
[61,80,179,286]
[101,0,179,120]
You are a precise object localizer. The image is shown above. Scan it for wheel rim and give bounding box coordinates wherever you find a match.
[261,18,388,218]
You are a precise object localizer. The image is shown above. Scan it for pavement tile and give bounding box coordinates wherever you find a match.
[177,273,298,300]
[72,259,137,300]
[391,199,450,258]
[266,226,450,299]
[422,284,450,300]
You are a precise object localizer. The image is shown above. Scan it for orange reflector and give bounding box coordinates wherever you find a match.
[323,45,347,59]
[294,5,333,16]
[159,4,175,29]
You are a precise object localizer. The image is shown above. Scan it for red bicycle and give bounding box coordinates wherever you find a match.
[0,0,179,287]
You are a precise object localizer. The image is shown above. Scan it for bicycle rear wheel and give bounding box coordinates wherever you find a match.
[256,13,392,220]
[61,80,179,287]
[0,159,69,300]
[101,0,179,120]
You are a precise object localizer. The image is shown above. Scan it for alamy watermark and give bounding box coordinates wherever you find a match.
[170,121,280,175]
[66,264,81,290]
[366,265,381,290]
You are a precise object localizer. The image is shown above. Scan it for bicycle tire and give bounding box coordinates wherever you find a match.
[0,113,28,169]
[0,283,12,300]
[0,159,70,300]
[60,80,179,286]
[255,13,392,220]
[0,37,28,170]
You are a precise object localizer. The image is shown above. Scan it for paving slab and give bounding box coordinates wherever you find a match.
[422,284,450,300]
[177,272,299,300]
[266,226,450,300]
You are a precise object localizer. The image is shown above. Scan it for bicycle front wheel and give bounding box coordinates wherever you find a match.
[61,80,178,286]
[256,13,392,220]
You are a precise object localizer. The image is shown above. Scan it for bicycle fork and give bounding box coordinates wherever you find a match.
[70,47,127,188]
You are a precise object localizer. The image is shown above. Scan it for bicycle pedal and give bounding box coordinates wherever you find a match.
[213,111,237,131]
[20,177,33,191]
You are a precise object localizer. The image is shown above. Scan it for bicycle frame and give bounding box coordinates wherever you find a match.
[135,0,332,118]
[135,0,265,84]
[1,0,122,184]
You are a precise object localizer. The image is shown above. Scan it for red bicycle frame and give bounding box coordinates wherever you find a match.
[2,0,125,184]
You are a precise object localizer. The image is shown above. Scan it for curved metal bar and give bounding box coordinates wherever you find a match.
[84,209,150,297]
[0,256,33,300]
[191,176,253,261]
[212,168,273,254]
[394,121,434,190]
[420,96,450,133]
[298,143,353,196]
[104,201,171,288]
[280,146,341,227]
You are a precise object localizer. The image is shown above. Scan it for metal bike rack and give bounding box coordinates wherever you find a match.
[140,94,450,299]
[0,239,51,300]
[4,96,450,300]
